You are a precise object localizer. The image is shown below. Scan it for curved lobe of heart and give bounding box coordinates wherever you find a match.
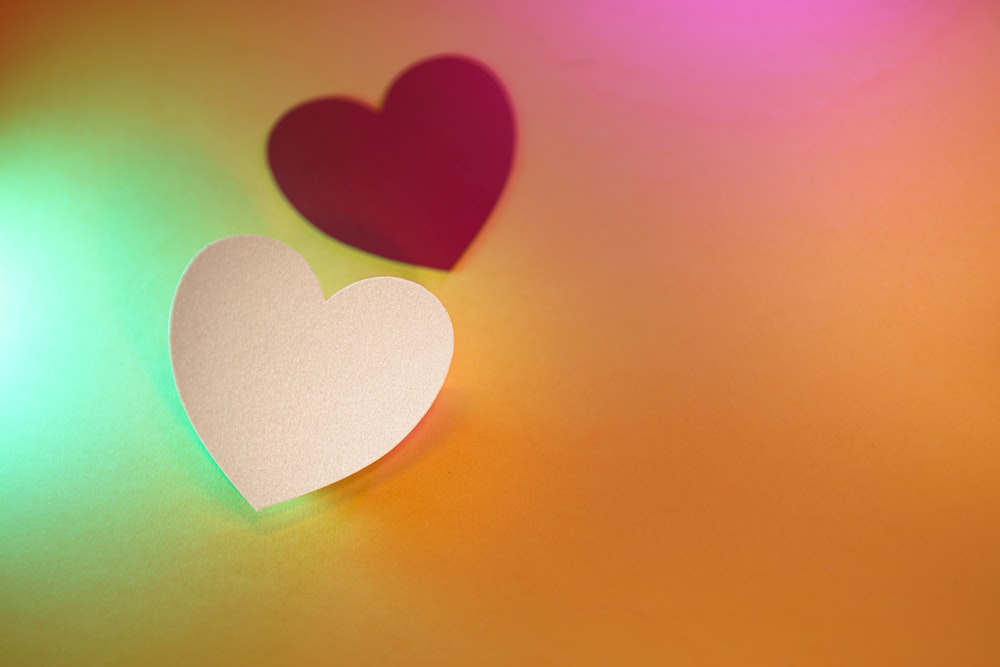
[267,55,516,270]
[169,235,454,510]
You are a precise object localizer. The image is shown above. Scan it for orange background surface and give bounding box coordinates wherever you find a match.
[2,1,1000,664]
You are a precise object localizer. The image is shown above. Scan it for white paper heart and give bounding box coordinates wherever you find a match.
[169,235,454,510]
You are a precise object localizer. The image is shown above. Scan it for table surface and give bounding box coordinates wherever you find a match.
[3,1,1000,664]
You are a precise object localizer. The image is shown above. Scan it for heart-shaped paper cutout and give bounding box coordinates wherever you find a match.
[169,235,454,509]
[267,54,516,270]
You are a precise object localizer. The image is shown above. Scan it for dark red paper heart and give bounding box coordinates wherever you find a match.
[267,55,516,270]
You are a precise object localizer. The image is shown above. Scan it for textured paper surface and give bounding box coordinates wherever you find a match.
[169,235,454,509]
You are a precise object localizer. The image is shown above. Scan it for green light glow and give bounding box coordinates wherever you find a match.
[0,102,268,520]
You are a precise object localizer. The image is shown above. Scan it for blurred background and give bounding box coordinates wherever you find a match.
[2,1,999,664]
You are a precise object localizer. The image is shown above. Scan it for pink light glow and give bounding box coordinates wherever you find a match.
[499,0,971,122]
